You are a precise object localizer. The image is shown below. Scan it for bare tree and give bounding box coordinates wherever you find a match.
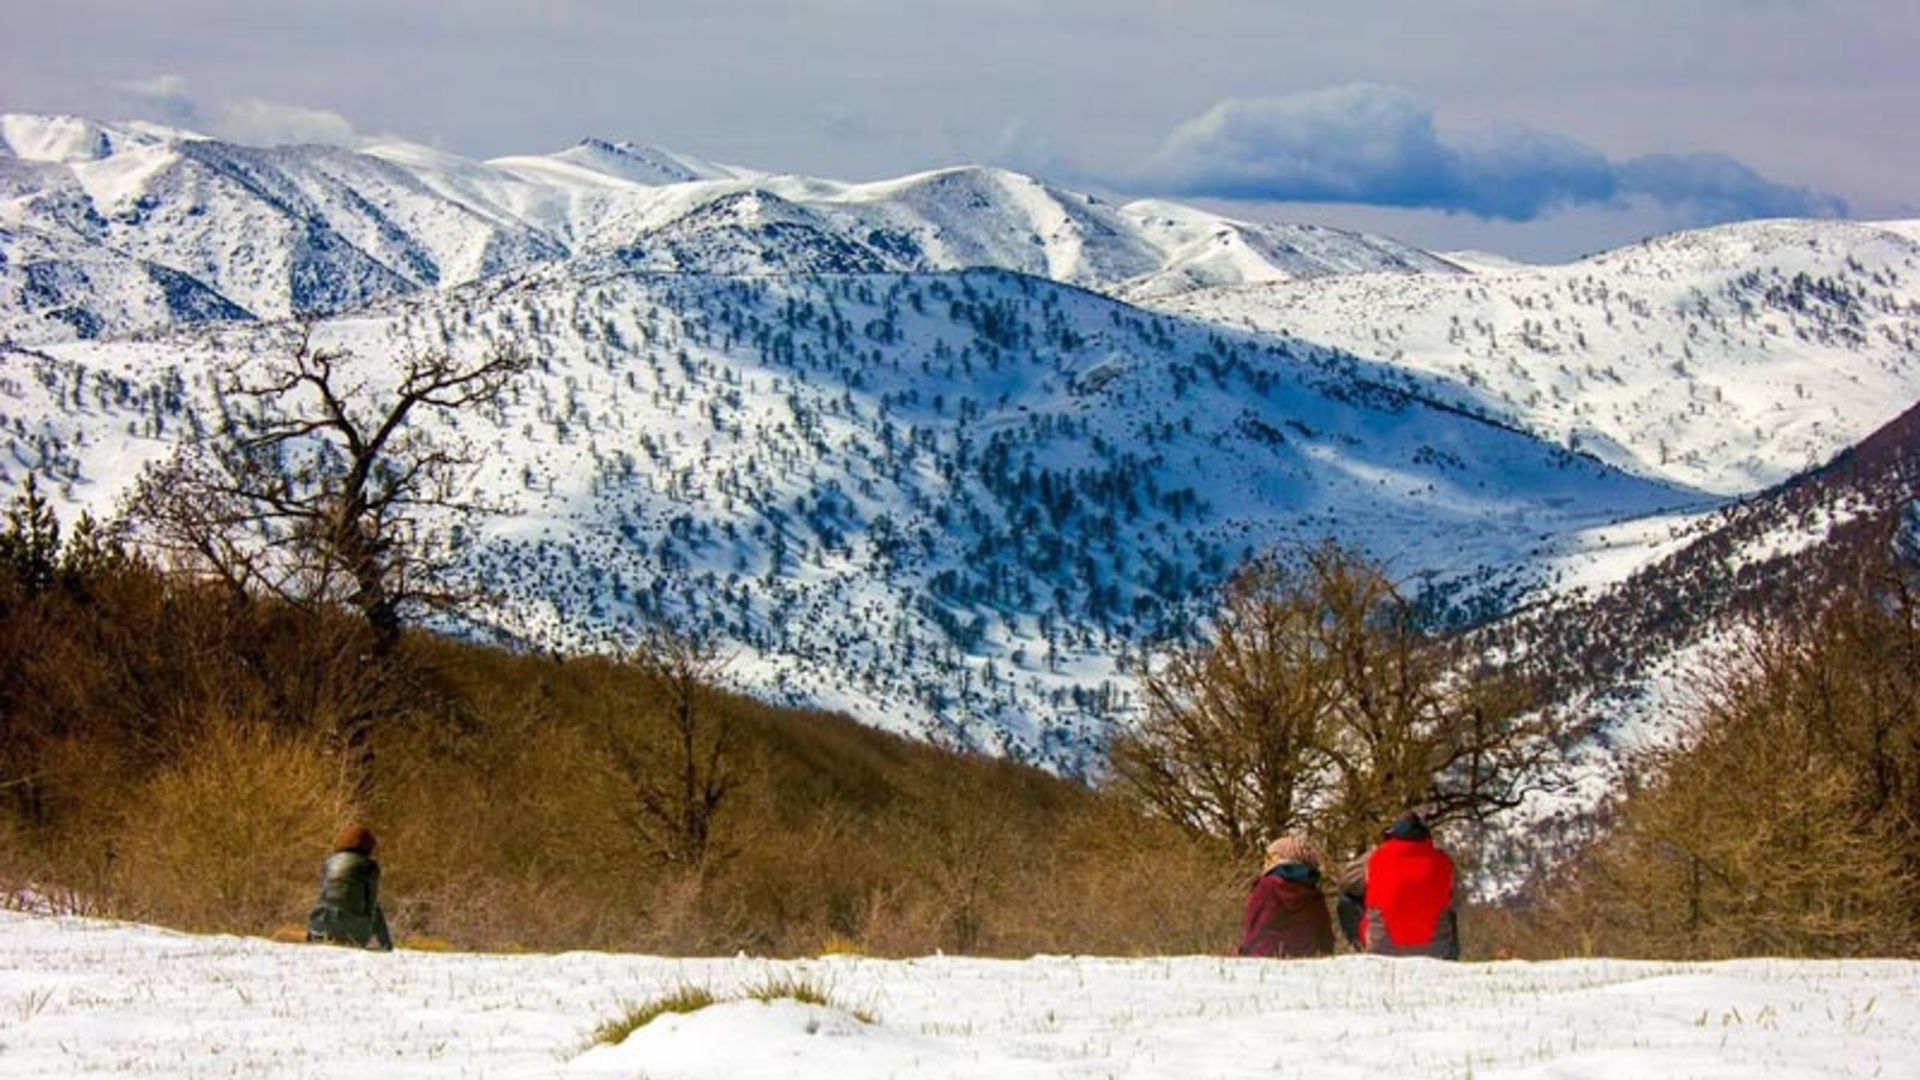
[1110,543,1552,860]
[600,624,743,871]
[126,323,528,802]
[1109,557,1336,855]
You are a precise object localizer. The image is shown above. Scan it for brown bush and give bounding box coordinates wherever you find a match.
[1112,543,1551,864]
[1517,567,1920,960]
[110,718,348,932]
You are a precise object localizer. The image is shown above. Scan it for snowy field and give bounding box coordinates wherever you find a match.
[1,912,1915,1078]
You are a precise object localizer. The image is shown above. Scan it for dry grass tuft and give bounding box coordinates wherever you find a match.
[588,984,718,1047]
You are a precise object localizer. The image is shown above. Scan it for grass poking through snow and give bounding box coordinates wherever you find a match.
[587,972,880,1050]
[742,972,878,1024]
[588,984,719,1047]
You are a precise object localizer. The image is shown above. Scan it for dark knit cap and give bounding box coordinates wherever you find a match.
[1384,812,1431,841]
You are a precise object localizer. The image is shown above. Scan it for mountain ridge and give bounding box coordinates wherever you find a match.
[0,112,1453,343]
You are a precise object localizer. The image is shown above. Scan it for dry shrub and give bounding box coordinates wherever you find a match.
[817,931,866,956]
[111,718,348,932]
[706,812,866,954]
[370,696,642,949]
[0,813,28,899]
[831,885,953,958]
[1521,580,1920,960]
[635,872,741,953]
[1012,797,1242,956]
[879,771,1020,954]
[0,732,135,903]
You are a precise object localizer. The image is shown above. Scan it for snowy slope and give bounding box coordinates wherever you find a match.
[0,223,251,340]
[1465,399,1920,886]
[609,168,1456,297]
[0,266,1690,765]
[1,911,1913,1079]
[490,136,757,188]
[1119,198,1463,299]
[1151,219,1920,496]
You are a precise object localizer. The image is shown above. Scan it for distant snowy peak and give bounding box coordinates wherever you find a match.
[488,136,755,188]
[0,112,1477,345]
[1876,219,1920,246]
[0,115,568,331]
[1438,249,1538,274]
[611,190,903,275]
[1119,199,1464,299]
[1585,216,1920,277]
[827,165,1164,287]
[0,114,198,164]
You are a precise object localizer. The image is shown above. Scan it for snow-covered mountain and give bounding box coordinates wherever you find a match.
[0,222,250,339]
[0,114,1451,344]
[1471,397,1920,881]
[1150,218,1920,496]
[1,261,1689,763]
[3,112,1916,779]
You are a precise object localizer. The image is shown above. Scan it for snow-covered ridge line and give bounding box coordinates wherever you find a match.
[6,112,1912,502]
[1,911,1913,1078]
[0,111,1451,348]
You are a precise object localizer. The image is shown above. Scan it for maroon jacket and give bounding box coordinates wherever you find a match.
[1237,866,1335,958]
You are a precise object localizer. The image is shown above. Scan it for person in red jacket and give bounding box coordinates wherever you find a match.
[1236,835,1335,958]
[1336,812,1459,959]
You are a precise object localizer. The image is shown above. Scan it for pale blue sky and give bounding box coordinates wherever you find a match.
[2,0,1912,259]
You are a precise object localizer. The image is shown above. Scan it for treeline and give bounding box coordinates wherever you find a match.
[0,478,1238,956]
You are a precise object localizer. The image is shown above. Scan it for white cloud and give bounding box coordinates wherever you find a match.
[116,74,377,149]
[215,98,366,148]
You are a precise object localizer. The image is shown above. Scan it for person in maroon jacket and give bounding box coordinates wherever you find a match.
[1236,835,1335,958]
[1336,811,1459,959]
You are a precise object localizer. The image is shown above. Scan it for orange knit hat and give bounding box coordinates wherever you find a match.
[332,824,377,855]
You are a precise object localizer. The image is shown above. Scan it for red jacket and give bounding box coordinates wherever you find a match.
[1358,838,1457,957]
[1237,868,1335,958]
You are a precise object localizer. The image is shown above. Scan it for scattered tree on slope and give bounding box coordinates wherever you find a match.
[1110,542,1550,862]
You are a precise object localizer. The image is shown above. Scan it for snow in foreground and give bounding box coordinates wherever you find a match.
[0,912,1913,1078]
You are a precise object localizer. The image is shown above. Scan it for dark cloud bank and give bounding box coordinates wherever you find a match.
[1131,83,1846,224]
[93,76,1850,241]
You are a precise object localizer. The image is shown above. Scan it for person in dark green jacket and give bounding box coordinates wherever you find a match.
[306,824,394,951]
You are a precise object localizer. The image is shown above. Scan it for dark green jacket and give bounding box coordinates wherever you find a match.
[307,851,393,951]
